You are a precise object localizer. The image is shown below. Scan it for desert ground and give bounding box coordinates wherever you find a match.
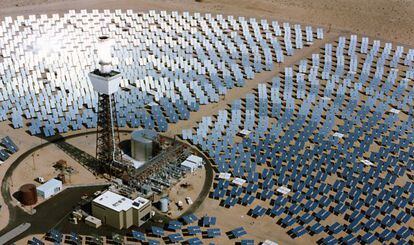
[0,0,413,47]
[0,0,413,244]
[167,169,205,218]
[9,135,107,207]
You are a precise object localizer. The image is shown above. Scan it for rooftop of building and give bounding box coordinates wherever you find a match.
[93,190,150,212]
[36,178,62,192]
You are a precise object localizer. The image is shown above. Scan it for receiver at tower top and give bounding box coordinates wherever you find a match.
[89,36,121,95]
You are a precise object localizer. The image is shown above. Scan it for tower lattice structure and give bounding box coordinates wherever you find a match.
[95,91,122,173]
[89,36,123,174]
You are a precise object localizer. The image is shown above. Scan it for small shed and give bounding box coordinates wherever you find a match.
[181,160,198,173]
[218,172,231,180]
[238,129,251,137]
[37,179,62,199]
[186,155,203,167]
[85,215,102,228]
[232,178,246,186]
[276,186,291,195]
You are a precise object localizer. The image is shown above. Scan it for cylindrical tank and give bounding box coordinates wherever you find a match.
[159,196,169,213]
[131,130,157,162]
[19,184,37,206]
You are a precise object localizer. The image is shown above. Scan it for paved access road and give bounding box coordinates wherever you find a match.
[0,222,30,244]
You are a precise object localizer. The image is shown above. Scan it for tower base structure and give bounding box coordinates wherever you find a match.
[89,69,123,174]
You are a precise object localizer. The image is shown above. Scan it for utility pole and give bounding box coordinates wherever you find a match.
[32,153,36,170]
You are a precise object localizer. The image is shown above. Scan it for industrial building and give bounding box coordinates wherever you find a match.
[91,191,151,230]
[131,129,158,162]
[36,179,62,199]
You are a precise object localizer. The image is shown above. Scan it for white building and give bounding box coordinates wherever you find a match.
[218,172,231,180]
[181,154,204,172]
[186,154,203,166]
[92,191,151,229]
[232,177,246,186]
[263,240,279,245]
[36,178,62,199]
[180,155,204,173]
[181,160,199,173]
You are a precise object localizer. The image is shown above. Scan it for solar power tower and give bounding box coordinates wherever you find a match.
[88,36,122,173]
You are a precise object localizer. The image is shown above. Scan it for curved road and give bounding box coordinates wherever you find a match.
[1,131,100,233]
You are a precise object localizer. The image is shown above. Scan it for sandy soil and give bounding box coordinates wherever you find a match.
[9,137,107,208]
[0,0,413,47]
[167,168,205,218]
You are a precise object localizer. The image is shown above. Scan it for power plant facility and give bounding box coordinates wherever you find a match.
[1,4,412,245]
[85,37,194,196]
[60,36,207,232]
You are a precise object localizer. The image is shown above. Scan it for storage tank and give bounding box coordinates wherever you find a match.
[131,130,158,162]
[159,196,169,213]
[19,184,37,206]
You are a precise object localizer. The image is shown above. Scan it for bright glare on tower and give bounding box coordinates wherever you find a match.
[89,36,121,95]
[97,36,114,74]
